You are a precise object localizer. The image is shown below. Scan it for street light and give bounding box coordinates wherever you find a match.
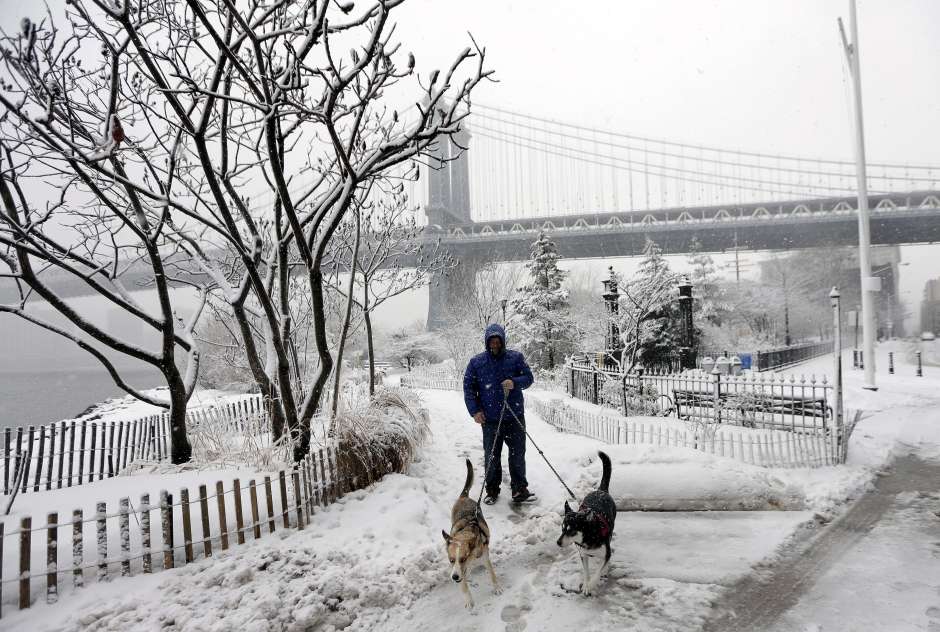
[501,298,508,324]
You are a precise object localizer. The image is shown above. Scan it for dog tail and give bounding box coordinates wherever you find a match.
[460,458,474,497]
[598,451,612,493]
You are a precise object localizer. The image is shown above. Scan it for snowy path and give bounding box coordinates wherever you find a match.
[700,345,940,632]
[704,453,940,632]
[3,388,813,632]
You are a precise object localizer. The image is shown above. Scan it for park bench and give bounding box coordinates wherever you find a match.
[669,387,830,430]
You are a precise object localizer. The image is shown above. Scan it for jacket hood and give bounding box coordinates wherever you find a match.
[484,323,506,350]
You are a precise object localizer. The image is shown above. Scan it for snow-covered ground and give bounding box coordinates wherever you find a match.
[2,386,819,632]
[3,343,939,631]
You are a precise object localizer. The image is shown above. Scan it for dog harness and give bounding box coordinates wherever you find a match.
[579,504,611,538]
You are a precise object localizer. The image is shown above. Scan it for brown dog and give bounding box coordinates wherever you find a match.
[442,459,502,608]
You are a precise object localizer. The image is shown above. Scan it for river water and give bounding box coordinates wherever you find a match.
[0,366,161,429]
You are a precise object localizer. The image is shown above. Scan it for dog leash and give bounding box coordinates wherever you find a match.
[502,390,579,502]
[475,388,510,509]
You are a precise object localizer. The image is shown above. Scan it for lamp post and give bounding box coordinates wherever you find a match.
[830,287,845,462]
[602,267,622,364]
[839,0,877,390]
[500,298,508,325]
[677,276,695,370]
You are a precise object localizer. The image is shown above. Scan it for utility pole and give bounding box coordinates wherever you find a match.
[839,0,878,390]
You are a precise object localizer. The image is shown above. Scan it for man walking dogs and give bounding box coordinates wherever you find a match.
[463,323,536,505]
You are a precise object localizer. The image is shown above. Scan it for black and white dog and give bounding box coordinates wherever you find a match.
[556,451,616,596]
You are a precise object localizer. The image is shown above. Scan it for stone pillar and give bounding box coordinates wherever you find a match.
[426,255,483,331]
[678,276,695,370]
[425,129,472,227]
[602,266,622,364]
[424,124,475,331]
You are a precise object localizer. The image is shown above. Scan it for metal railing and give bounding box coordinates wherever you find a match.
[567,364,835,436]
[752,341,834,372]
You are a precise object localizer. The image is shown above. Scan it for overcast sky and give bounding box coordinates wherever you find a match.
[394,0,940,165]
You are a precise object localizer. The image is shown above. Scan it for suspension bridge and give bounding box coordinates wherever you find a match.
[4,104,939,329]
[423,103,940,327]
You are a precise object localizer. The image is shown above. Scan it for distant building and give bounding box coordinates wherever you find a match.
[921,278,940,335]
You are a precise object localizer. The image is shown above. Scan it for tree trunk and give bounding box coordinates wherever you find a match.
[365,309,376,396]
[363,278,376,396]
[331,211,362,420]
[297,269,334,463]
[266,385,288,442]
[165,370,192,464]
[232,303,286,441]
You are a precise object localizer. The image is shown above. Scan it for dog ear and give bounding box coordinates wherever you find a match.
[564,501,572,515]
[441,529,452,543]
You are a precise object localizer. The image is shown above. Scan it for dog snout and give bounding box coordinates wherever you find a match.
[556,537,564,547]
[452,573,461,582]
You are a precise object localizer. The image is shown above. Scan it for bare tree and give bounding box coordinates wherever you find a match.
[1,0,489,462]
[333,192,454,395]
[0,11,216,463]
[565,265,605,353]
[761,254,817,346]
[384,324,445,371]
[441,262,525,377]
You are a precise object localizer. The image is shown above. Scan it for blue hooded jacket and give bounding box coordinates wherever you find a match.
[463,323,534,422]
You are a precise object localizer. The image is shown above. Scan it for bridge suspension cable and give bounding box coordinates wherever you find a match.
[464,104,938,222]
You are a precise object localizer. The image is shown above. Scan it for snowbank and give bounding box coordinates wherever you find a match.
[595,446,805,511]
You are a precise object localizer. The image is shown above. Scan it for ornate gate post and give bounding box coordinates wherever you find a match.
[678,276,695,370]
[602,266,622,365]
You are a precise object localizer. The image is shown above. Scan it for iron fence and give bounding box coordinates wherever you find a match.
[578,340,834,375]
[752,340,834,371]
[567,364,834,435]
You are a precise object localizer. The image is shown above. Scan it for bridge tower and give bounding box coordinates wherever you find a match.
[425,129,471,227]
[426,129,482,330]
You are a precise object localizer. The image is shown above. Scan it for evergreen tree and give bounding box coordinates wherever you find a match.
[686,237,717,292]
[617,238,681,371]
[512,232,578,369]
[686,236,723,325]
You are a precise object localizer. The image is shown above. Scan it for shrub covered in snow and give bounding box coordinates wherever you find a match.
[187,406,293,472]
[534,365,567,392]
[599,377,663,417]
[334,388,430,490]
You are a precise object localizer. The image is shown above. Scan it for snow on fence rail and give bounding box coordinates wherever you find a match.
[2,395,265,497]
[0,444,346,617]
[528,395,840,469]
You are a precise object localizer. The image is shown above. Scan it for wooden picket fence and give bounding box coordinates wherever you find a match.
[528,396,841,468]
[2,395,265,497]
[399,372,461,391]
[0,444,344,617]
